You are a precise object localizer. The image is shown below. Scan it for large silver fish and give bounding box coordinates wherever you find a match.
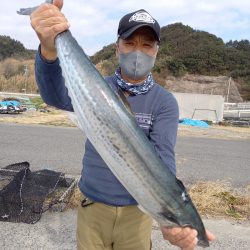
[18,1,209,247]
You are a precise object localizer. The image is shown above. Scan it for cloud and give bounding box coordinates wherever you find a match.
[1,0,250,55]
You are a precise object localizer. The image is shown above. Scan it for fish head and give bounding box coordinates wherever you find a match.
[159,178,210,247]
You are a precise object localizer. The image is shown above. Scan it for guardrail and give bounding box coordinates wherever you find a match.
[224,102,250,110]
[0,92,40,98]
[223,109,250,118]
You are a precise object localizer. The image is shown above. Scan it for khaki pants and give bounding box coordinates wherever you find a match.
[77,194,152,250]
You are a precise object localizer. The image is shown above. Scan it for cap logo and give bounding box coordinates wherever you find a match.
[129,11,155,24]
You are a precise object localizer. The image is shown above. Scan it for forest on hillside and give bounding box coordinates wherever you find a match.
[1,23,250,100]
[91,23,250,100]
[0,35,35,60]
[0,36,36,93]
[0,58,36,93]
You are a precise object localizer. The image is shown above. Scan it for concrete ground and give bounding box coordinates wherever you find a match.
[0,209,249,250]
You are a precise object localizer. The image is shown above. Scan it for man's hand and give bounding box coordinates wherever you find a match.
[30,0,69,60]
[161,226,215,250]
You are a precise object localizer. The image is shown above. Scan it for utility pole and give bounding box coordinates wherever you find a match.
[24,65,29,94]
[226,77,231,103]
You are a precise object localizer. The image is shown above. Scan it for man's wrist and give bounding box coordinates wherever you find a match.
[40,46,57,61]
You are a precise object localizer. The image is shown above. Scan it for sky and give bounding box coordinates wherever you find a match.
[1,0,250,56]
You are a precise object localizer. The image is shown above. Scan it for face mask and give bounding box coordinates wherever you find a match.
[118,50,156,81]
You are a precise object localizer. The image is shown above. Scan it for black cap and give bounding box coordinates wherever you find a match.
[117,9,160,42]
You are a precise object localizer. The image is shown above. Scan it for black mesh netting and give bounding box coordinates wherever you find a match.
[0,162,77,224]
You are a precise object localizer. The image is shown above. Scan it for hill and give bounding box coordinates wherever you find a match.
[91,23,250,101]
[0,35,35,60]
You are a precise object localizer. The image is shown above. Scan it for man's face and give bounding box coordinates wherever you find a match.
[116,27,159,57]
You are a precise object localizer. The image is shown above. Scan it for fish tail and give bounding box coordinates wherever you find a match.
[17,1,53,16]
[17,7,39,15]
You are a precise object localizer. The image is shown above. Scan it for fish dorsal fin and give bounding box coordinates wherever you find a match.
[117,87,134,115]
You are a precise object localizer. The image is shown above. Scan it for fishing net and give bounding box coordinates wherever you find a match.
[0,162,77,224]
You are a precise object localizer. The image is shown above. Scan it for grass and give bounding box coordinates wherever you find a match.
[43,183,82,211]
[30,96,44,109]
[53,181,250,221]
[67,185,82,209]
[189,181,250,220]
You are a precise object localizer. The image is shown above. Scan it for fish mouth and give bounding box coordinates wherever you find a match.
[183,225,209,248]
[198,239,210,248]
[182,224,210,248]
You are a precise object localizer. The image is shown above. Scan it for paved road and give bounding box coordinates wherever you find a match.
[0,123,85,175]
[0,123,249,187]
[176,136,250,187]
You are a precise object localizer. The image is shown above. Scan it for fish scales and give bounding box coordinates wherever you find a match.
[56,33,173,212]
[58,32,209,245]
[18,2,209,247]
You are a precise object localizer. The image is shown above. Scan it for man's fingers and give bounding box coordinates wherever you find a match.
[30,3,56,22]
[161,226,182,240]
[180,229,215,249]
[178,235,198,250]
[161,226,200,250]
[161,226,215,249]
[30,4,68,34]
[51,22,69,34]
[38,5,64,19]
[163,227,197,242]
[171,228,197,245]
[53,0,64,10]
[181,237,198,250]
[176,228,197,242]
[39,16,68,28]
[206,230,216,241]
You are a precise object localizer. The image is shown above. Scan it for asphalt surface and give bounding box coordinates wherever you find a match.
[0,123,85,175]
[176,136,250,187]
[0,123,249,187]
[0,122,249,249]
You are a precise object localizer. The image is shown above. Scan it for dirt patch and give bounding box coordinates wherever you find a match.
[164,74,243,103]
[178,124,250,140]
[0,110,76,127]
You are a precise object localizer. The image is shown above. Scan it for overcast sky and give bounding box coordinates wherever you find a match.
[1,0,250,55]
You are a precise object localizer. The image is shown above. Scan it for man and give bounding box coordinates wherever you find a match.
[31,1,215,249]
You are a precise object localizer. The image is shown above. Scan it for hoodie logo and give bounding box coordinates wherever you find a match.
[129,11,155,24]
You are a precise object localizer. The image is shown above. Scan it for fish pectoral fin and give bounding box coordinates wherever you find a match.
[137,205,150,215]
[160,210,179,225]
